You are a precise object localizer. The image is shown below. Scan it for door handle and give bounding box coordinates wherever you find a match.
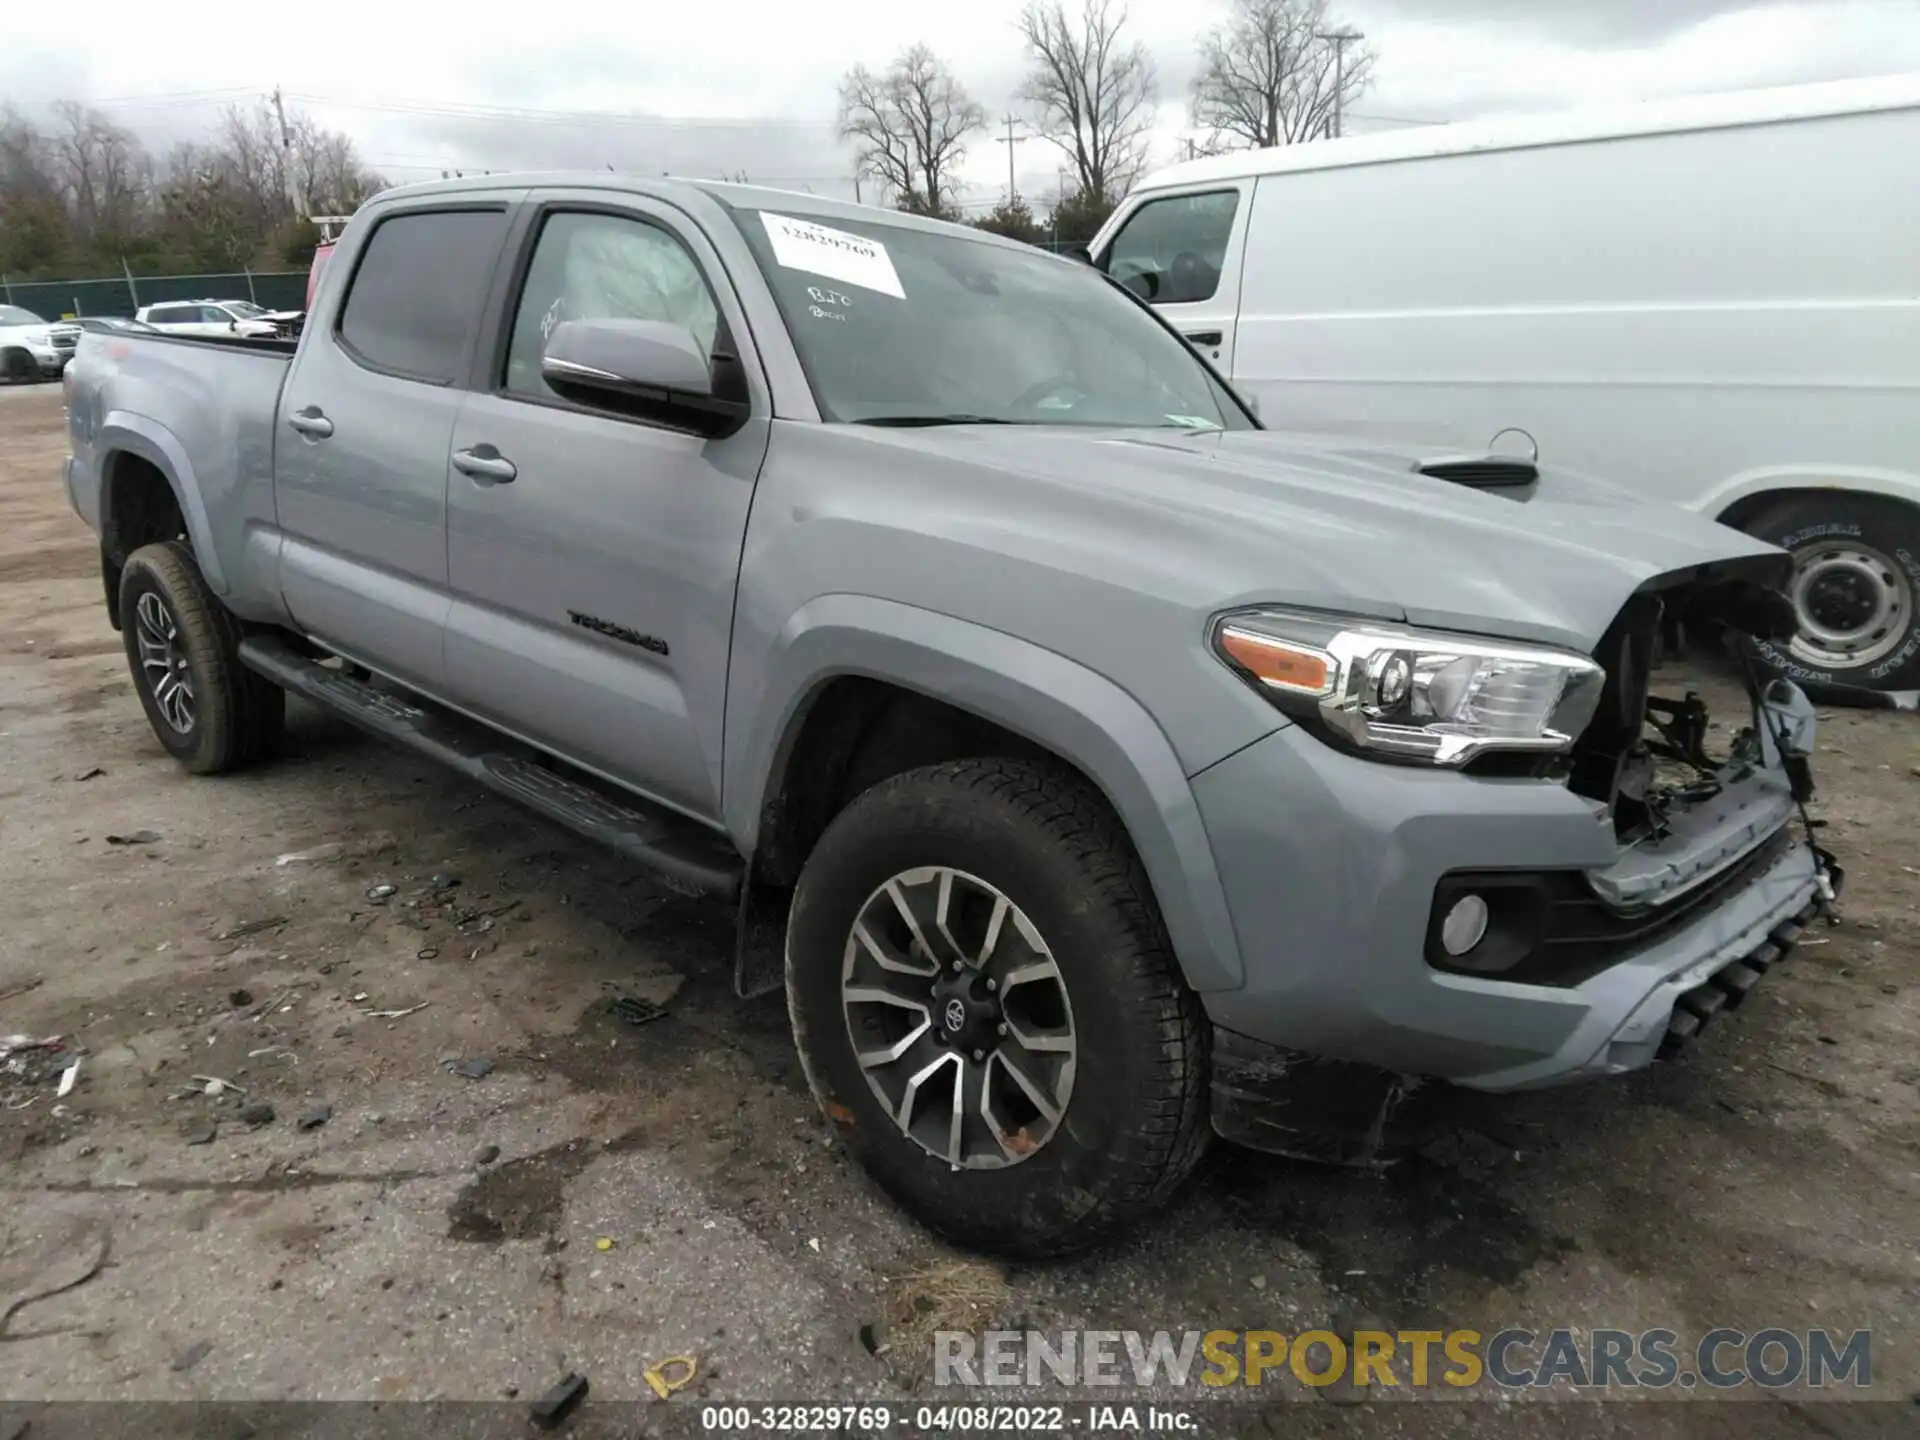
[452,446,517,484]
[1183,330,1224,347]
[287,407,333,438]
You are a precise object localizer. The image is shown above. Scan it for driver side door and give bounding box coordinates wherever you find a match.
[1095,184,1252,375]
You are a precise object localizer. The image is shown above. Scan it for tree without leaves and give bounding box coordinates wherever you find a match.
[1017,0,1157,208]
[837,45,984,219]
[1190,0,1375,149]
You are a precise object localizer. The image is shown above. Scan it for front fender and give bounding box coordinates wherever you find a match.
[726,593,1251,991]
[97,412,228,593]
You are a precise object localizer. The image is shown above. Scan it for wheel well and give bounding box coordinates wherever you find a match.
[100,451,187,630]
[1716,486,1918,534]
[752,678,1070,889]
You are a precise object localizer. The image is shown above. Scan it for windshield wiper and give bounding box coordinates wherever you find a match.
[851,414,1022,427]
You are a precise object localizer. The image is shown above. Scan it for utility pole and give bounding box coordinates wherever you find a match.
[997,114,1028,204]
[270,85,307,218]
[1314,28,1364,138]
[853,173,863,206]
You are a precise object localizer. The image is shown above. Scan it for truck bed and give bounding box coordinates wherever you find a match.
[65,329,296,609]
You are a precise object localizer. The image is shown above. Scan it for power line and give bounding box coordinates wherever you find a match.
[996,114,1028,204]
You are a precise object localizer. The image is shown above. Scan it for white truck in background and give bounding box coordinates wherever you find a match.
[1093,74,1920,702]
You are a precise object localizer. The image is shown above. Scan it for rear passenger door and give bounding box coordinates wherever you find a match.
[274,202,514,689]
[439,193,767,822]
[1094,185,1252,374]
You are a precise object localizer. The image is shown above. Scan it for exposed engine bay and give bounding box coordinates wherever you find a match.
[1567,562,1813,848]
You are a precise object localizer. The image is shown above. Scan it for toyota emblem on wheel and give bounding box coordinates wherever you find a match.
[944,998,967,1032]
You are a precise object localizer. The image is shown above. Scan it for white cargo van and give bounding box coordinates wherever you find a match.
[1091,75,1920,697]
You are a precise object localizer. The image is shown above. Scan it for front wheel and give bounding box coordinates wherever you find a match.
[786,758,1209,1257]
[1741,493,1920,695]
[119,541,284,774]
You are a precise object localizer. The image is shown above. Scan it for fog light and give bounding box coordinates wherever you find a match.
[1440,894,1490,956]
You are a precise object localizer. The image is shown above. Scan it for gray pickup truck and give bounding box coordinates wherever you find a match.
[63,175,1838,1256]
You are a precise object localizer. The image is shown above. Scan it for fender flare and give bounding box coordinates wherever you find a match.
[727,593,1248,991]
[96,412,228,592]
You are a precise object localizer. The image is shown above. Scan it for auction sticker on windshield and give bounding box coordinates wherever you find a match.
[760,212,905,299]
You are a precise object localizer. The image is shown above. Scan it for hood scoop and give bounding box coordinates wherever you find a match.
[1414,453,1540,490]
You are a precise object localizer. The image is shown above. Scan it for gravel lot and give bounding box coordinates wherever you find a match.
[1,381,1915,1434]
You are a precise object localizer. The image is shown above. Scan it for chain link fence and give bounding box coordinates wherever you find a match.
[0,270,309,320]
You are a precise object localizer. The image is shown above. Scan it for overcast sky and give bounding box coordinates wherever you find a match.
[5,0,1918,210]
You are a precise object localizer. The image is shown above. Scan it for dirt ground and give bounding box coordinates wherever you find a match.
[1,382,1916,1434]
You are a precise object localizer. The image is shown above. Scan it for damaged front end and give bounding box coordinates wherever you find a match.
[1209,558,1843,1166]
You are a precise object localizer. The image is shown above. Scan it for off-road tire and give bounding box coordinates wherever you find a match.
[786,757,1210,1257]
[1741,492,1920,696]
[119,540,284,774]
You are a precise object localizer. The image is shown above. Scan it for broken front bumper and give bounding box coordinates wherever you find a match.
[1190,700,1830,1099]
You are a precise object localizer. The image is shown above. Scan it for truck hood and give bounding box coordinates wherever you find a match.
[840,423,1787,652]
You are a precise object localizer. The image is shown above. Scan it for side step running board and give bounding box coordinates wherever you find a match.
[240,636,744,900]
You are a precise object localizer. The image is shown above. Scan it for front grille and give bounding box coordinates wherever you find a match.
[1532,827,1796,987]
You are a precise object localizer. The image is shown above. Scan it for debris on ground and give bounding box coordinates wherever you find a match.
[643,1355,697,1400]
[529,1371,589,1429]
[594,1237,614,1252]
[54,1060,78,1098]
[364,1002,429,1020]
[444,1056,494,1080]
[195,1076,243,1098]
[0,978,43,1004]
[0,1218,111,1342]
[228,989,254,1008]
[882,1260,1012,1368]
[365,884,396,903]
[104,830,161,846]
[297,1104,333,1131]
[858,1321,889,1356]
[73,767,105,781]
[213,917,288,942]
[238,1101,276,1127]
[609,995,668,1027]
[170,1341,212,1373]
[1,1035,80,1091]
[183,1122,216,1146]
[473,1144,500,1166]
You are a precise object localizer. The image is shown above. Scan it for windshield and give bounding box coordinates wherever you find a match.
[733,207,1251,430]
[222,301,266,318]
[0,306,46,327]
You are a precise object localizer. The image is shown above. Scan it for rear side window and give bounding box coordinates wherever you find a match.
[1100,190,1240,304]
[337,209,508,383]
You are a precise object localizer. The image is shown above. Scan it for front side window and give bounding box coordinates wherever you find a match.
[338,208,509,383]
[0,306,45,327]
[734,206,1250,431]
[504,211,720,399]
[1100,190,1241,304]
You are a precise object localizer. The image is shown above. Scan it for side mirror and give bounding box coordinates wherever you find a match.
[1063,243,1094,266]
[228,320,239,332]
[541,318,747,437]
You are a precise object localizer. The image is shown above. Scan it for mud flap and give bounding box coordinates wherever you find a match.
[732,857,791,1000]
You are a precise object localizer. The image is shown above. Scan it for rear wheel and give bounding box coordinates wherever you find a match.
[119,541,283,774]
[0,348,34,385]
[786,758,1209,1257]
[1741,493,1920,695]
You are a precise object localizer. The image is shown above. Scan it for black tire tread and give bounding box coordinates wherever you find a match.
[121,540,282,773]
[792,756,1210,1255]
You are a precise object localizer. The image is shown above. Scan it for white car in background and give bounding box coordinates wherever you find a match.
[135,300,281,338]
[0,304,81,380]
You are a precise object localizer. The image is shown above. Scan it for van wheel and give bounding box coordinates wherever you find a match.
[786,758,1209,1257]
[119,541,284,774]
[1740,494,1920,695]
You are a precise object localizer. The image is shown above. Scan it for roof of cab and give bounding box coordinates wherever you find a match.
[1134,71,1920,194]
[359,172,1052,254]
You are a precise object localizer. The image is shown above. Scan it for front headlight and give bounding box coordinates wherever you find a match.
[1213,608,1605,766]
